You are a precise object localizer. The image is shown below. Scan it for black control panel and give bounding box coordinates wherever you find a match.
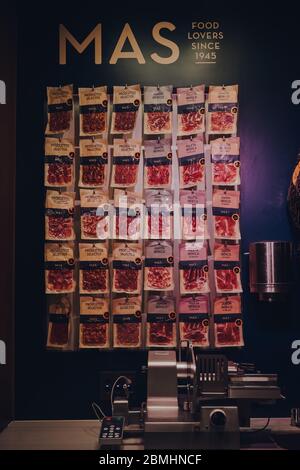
[99,416,124,447]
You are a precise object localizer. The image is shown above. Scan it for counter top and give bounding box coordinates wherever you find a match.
[0,418,299,450]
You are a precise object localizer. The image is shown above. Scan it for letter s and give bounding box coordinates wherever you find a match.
[291,340,300,365]
[151,22,180,64]
[291,80,300,105]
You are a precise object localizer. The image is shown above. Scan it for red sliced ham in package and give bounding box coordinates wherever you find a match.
[79,243,109,294]
[144,86,173,135]
[180,190,209,240]
[146,295,176,347]
[45,190,75,241]
[177,85,205,135]
[79,139,108,189]
[212,189,241,240]
[112,243,143,294]
[207,85,238,135]
[79,86,108,136]
[47,295,71,349]
[45,85,73,135]
[80,189,109,240]
[214,243,242,293]
[112,296,142,348]
[45,243,75,294]
[111,139,141,188]
[144,240,174,291]
[177,137,205,189]
[44,138,74,188]
[179,241,209,294]
[111,85,141,134]
[144,138,172,189]
[113,189,143,241]
[214,295,244,348]
[145,190,173,240]
[179,295,209,347]
[79,297,109,349]
[211,137,240,186]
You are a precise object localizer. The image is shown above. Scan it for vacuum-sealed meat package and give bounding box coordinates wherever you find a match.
[211,137,240,186]
[46,84,73,135]
[111,139,141,188]
[180,190,209,240]
[146,295,176,347]
[145,189,173,240]
[144,85,173,135]
[144,138,172,189]
[177,137,205,189]
[45,242,75,294]
[112,296,142,348]
[207,85,238,135]
[79,86,108,136]
[111,85,141,134]
[177,85,205,135]
[44,138,74,187]
[112,243,143,294]
[113,189,143,240]
[45,190,75,241]
[179,241,209,294]
[80,189,109,240]
[179,295,209,347]
[214,243,242,294]
[214,295,244,347]
[47,295,71,349]
[79,138,108,188]
[144,240,174,291]
[79,297,109,349]
[212,189,241,240]
[79,243,109,294]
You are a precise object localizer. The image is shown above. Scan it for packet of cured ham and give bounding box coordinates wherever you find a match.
[207,85,238,135]
[47,295,71,349]
[180,189,209,240]
[146,295,176,347]
[179,241,209,294]
[179,295,209,347]
[79,86,108,136]
[45,84,73,135]
[79,138,108,189]
[79,296,109,349]
[213,295,244,347]
[214,243,242,294]
[112,296,142,348]
[80,189,109,240]
[144,85,173,135]
[44,138,74,187]
[111,84,141,134]
[113,189,143,241]
[144,240,174,291]
[145,189,173,240]
[45,243,75,294]
[177,85,205,135]
[45,190,75,241]
[112,243,143,294]
[144,138,172,189]
[212,189,241,240]
[177,137,205,189]
[79,243,109,294]
[211,137,240,186]
[111,139,141,188]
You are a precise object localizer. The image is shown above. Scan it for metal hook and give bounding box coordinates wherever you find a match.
[92,135,95,143]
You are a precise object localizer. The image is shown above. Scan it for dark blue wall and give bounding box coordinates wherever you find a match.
[15,1,300,419]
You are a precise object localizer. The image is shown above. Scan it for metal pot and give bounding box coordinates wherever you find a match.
[249,241,293,301]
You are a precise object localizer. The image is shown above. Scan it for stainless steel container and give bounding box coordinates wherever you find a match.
[249,241,293,301]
